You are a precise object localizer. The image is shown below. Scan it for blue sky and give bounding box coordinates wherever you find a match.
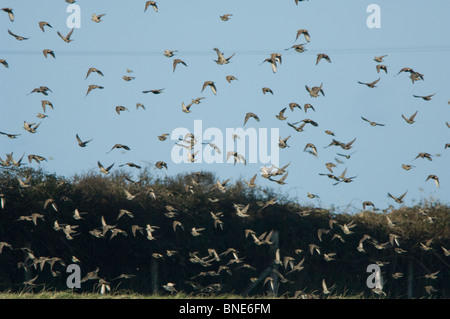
[1,0,450,213]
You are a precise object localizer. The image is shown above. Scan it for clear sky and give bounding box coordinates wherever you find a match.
[1,0,450,213]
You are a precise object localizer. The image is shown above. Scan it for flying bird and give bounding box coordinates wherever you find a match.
[86,85,104,96]
[226,151,246,165]
[91,13,105,23]
[155,161,168,169]
[29,86,52,96]
[276,108,287,120]
[0,131,20,139]
[316,53,331,65]
[374,55,387,62]
[304,143,318,157]
[201,81,217,95]
[388,191,408,204]
[296,29,310,42]
[43,49,55,59]
[376,64,388,74]
[57,28,74,43]
[220,14,232,21]
[261,53,282,73]
[76,134,93,147]
[305,83,324,97]
[262,87,273,95]
[143,88,164,94]
[244,112,260,125]
[115,106,129,114]
[213,48,235,65]
[173,59,187,72]
[39,21,52,32]
[8,29,28,41]
[425,175,439,188]
[361,116,385,126]
[413,93,436,101]
[358,78,380,88]
[414,152,432,161]
[122,76,135,82]
[144,1,158,12]
[107,144,131,154]
[226,75,238,83]
[401,111,418,124]
[1,8,14,22]
[85,67,104,79]
[164,50,177,57]
[98,161,114,174]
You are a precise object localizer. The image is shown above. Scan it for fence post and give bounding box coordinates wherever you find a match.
[407,256,413,298]
[151,258,159,295]
[24,241,32,283]
[269,230,280,296]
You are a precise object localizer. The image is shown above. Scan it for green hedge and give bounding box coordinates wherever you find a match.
[0,167,449,298]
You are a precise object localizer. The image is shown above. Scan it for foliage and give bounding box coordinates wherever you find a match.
[0,167,449,298]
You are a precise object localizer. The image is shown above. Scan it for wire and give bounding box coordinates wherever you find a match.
[1,45,450,57]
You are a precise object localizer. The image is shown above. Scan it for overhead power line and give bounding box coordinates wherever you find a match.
[1,45,450,57]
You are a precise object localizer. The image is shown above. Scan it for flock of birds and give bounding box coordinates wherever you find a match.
[0,1,449,297]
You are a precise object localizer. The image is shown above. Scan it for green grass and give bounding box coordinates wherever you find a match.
[0,289,373,299]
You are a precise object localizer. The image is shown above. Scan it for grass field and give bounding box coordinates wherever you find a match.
[0,289,377,299]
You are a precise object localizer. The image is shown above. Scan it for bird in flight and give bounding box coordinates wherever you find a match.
[76,134,93,147]
[376,64,388,74]
[413,93,436,101]
[425,175,439,188]
[262,87,273,95]
[401,111,418,124]
[107,144,131,154]
[388,191,408,204]
[86,85,104,96]
[296,29,310,42]
[374,55,387,63]
[91,13,105,23]
[244,112,260,125]
[143,88,164,94]
[0,131,20,139]
[1,8,14,22]
[201,81,217,95]
[39,21,52,32]
[276,108,287,120]
[155,161,167,169]
[285,43,308,53]
[213,48,235,65]
[164,49,177,57]
[226,75,238,83]
[361,116,385,126]
[261,53,282,73]
[29,86,52,96]
[41,49,56,60]
[145,1,158,12]
[305,83,324,97]
[226,151,246,165]
[304,143,318,157]
[414,152,433,161]
[57,28,74,43]
[316,53,331,65]
[358,78,380,88]
[98,161,114,174]
[173,59,187,72]
[8,30,29,41]
[269,172,288,185]
[220,14,232,21]
[115,106,129,114]
[85,67,104,79]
